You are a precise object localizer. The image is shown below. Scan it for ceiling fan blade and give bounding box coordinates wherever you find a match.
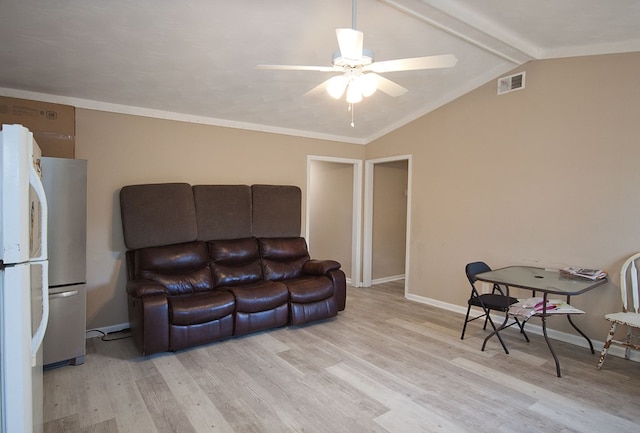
[365,54,458,73]
[336,28,363,59]
[256,64,337,72]
[370,73,408,97]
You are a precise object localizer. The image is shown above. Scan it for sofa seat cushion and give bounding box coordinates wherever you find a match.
[169,290,235,326]
[227,281,289,313]
[285,276,335,304]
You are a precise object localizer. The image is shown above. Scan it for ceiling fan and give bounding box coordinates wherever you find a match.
[257,0,457,118]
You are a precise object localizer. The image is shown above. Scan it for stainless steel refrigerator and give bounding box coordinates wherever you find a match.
[41,156,87,366]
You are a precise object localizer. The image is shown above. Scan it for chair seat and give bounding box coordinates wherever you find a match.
[597,252,640,371]
[604,311,640,327]
[469,293,519,311]
[460,261,530,354]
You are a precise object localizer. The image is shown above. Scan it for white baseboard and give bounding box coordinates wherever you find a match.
[372,274,405,285]
[405,293,640,363]
[88,295,639,364]
[85,322,130,339]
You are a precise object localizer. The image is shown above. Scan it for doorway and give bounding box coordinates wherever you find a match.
[306,156,363,287]
[363,155,411,295]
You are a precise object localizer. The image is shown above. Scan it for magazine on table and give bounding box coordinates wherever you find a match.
[559,266,607,280]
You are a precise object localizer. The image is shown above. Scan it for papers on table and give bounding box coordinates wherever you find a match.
[508,297,585,321]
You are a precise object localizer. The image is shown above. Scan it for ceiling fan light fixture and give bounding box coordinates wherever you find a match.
[326,75,348,99]
[359,73,378,97]
[346,82,363,104]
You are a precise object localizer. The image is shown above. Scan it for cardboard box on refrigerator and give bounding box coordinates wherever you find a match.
[0,96,76,158]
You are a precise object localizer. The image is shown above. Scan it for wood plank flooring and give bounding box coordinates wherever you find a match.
[43,282,640,433]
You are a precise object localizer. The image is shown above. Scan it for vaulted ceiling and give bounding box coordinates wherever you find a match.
[1,0,639,144]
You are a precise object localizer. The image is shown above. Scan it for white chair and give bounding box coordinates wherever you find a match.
[596,252,640,370]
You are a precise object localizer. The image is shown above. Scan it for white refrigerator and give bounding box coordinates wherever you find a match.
[0,124,49,433]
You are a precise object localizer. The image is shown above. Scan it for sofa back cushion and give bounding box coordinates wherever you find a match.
[251,185,301,238]
[132,241,213,295]
[259,237,310,281]
[208,238,263,287]
[120,183,198,249]
[193,185,252,240]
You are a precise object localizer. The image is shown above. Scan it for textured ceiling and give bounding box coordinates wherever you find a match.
[1,0,639,144]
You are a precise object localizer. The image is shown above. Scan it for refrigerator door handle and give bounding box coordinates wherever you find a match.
[29,156,48,262]
[28,142,49,365]
[31,261,49,365]
[49,289,79,299]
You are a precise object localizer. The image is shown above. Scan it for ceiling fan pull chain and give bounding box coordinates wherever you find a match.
[350,103,355,127]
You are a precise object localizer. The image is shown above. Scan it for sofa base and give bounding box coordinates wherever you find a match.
[290,298,337,326]
[235,303,289,336]
[169,314,234,351]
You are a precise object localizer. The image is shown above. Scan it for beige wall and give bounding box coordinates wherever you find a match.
[75,109,364,329]
[75,51,640,343]
[308,160,354,276]
[372,160,407,280]
[366,52,640,340]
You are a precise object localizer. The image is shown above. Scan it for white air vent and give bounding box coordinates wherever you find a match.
[497,71,526,95]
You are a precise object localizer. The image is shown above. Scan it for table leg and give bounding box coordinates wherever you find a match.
[541,307,562,377]
[565,316,595,354]
[481,285,512,354]
[565,295,595,354]
[481,312,511,353]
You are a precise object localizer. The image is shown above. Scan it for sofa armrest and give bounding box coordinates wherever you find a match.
[328,269,346,311]
[126,279,169,297]
[127,291,169,355]
[302,259,341,276]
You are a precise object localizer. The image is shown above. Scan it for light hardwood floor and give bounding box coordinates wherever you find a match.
[43,282,640,433]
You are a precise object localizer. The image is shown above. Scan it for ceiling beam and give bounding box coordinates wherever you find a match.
[378,0,535,65]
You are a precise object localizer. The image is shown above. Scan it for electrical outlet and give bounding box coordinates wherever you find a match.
[481,282,491,294]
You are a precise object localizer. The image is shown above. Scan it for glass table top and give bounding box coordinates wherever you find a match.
[475,266,607,295]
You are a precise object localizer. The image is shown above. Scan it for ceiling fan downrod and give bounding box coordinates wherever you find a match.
[351,0,357,30]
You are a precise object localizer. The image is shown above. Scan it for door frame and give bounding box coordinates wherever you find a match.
[306,155,363,287]
[363,154,412,296]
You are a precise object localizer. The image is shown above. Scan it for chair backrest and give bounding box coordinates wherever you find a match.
[620,252,640,314]
[465,261,492,285]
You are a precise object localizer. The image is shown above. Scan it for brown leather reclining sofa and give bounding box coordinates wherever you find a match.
[120,183,346,355]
